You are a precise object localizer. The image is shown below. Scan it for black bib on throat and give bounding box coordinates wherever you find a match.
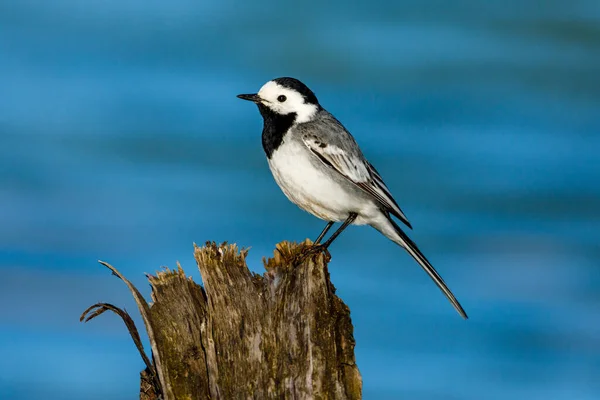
[258,103,297,159]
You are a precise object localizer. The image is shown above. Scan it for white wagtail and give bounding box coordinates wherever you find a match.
[238,77,467,319]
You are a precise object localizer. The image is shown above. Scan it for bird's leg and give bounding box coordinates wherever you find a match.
[299,213,357,262]
[320,212,358,249]
[313,221,334,245]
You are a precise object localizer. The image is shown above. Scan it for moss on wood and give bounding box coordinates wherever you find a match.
[81,241,362,399]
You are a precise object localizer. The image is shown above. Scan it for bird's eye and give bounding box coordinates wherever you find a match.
[277,95,287,102]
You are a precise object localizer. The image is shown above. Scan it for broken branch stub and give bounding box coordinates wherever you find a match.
[82,241,362,399]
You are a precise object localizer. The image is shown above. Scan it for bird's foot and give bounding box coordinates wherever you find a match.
[306,243,327,255]
[293,243,330,265]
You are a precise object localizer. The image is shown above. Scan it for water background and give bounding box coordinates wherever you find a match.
[1,1,599,399]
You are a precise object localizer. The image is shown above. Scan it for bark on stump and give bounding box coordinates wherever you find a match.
[80,240,362,399]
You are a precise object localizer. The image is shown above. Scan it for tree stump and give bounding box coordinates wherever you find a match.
[80,241,362,399]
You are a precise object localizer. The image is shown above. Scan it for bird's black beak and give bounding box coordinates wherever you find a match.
[237,93,261,103]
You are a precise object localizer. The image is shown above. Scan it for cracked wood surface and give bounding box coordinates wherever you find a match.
[82,241,362,400]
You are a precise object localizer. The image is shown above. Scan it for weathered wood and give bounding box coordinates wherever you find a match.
[81,240,362,399]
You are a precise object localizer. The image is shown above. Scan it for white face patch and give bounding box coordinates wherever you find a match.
[257,81,319,123]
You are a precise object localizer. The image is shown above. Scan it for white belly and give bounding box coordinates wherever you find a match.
[268,140,372,223]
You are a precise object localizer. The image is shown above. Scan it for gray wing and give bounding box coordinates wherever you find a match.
[297,112,412,229]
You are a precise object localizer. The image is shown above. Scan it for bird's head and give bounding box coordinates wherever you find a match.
[237,77,321,123]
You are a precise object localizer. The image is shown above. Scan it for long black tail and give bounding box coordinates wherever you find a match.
[385,215,468,319]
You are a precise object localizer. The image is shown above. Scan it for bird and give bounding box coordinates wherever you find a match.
[237,77,467,319]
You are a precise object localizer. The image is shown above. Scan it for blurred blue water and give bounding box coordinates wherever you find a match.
[1,1,599,399]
